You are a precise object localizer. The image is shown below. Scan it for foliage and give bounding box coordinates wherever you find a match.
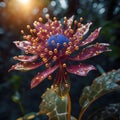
[39,86,72,120]
[16,69,120,120]
[79,69,120,120]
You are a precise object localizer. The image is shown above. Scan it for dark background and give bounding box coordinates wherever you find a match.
[0,0,120,120]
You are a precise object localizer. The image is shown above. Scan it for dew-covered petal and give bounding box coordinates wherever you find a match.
[13,55,38,62]
[31,65,59,88]
[81,22,92,36]
[8,61,44,72]
[13,41,31,51]
[66,15,74,27]
[66,64,96,76]
[70,43,111,61]
[74,22,92,37]
[13,41,39,54]
[80,28,101,46]
[33,21,45,31]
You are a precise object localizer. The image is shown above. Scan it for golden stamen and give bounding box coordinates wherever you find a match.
[44,48,48,52]
[63,42,67,46]
[51,40,55,44]
[39,17,43,22]
[45,63,49,68]
[21,30,24,34]
[63,63,66,68]
[42,57,47,63]
[75,45,79,50]
[40,53,44,58]
[53,56,57,61]
[49,51,53,55]
[27,25,31,29]
[54,49,58,53]
[80,17,83,22]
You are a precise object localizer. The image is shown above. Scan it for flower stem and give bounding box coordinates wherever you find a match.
[67,93,71,120]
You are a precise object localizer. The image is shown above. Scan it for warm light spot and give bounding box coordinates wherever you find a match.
[16,0,33,14]
[17,0,30,5]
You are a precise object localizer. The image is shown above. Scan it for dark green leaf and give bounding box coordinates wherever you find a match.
[79,69,120,120]
[38,86,74,120]
[80,69,120,109]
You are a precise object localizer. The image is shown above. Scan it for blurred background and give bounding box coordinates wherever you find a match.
[0,0,120,120]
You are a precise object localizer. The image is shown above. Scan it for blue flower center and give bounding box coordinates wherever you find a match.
[47,34,69,50]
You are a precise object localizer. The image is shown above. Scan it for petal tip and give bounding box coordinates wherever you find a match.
[13,41,19,44]
[30,83,34,89]
[8,66,14,72]
[98,27,102,31]
[30,80,37,89]
[89,22,92,25]
[8,68,12,72]
[93,66,97,70]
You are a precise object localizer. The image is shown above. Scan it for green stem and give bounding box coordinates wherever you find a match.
[18,101,25,115]
[67,93,71,120]
[56,93,71,120]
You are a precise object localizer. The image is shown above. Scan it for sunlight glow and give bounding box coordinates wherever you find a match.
[17,0,30,5]
[16,0,32,13]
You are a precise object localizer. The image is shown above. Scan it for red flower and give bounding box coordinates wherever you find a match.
[9,15,111,89]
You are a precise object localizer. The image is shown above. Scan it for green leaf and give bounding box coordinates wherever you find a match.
[38,86,74,120]
[79,69,120,120]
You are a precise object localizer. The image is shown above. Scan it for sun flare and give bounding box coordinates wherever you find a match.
[17,0,30,5]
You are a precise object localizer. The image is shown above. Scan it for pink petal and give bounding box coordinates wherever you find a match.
[31,65,59,88]
[74,22,92,37]
[33,21,45,31]
[80,28,101,46]
[13,41,31,51]
[66,15,74,27]
[66,64,96,76]
[81,22,92,36]
[70,43,111,61]
[8,61,44,72]
[13,55,38,62]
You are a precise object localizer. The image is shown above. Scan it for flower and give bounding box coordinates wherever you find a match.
[9,15,111,89]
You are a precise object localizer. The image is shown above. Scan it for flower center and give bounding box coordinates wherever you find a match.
[47,34,69,50]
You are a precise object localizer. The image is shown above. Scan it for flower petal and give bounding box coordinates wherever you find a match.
[31,65,59,88]
[14,41,39,54]
[13,41,31,51]
[82,22,92,36]
[70,43,111,61]
[66,15,74,27]
[8,61,44,72]
[13,55,38,62]
[80,27,101,46]
[74,22,92,37]
[66,64,96,76]
[33,21,45,31]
